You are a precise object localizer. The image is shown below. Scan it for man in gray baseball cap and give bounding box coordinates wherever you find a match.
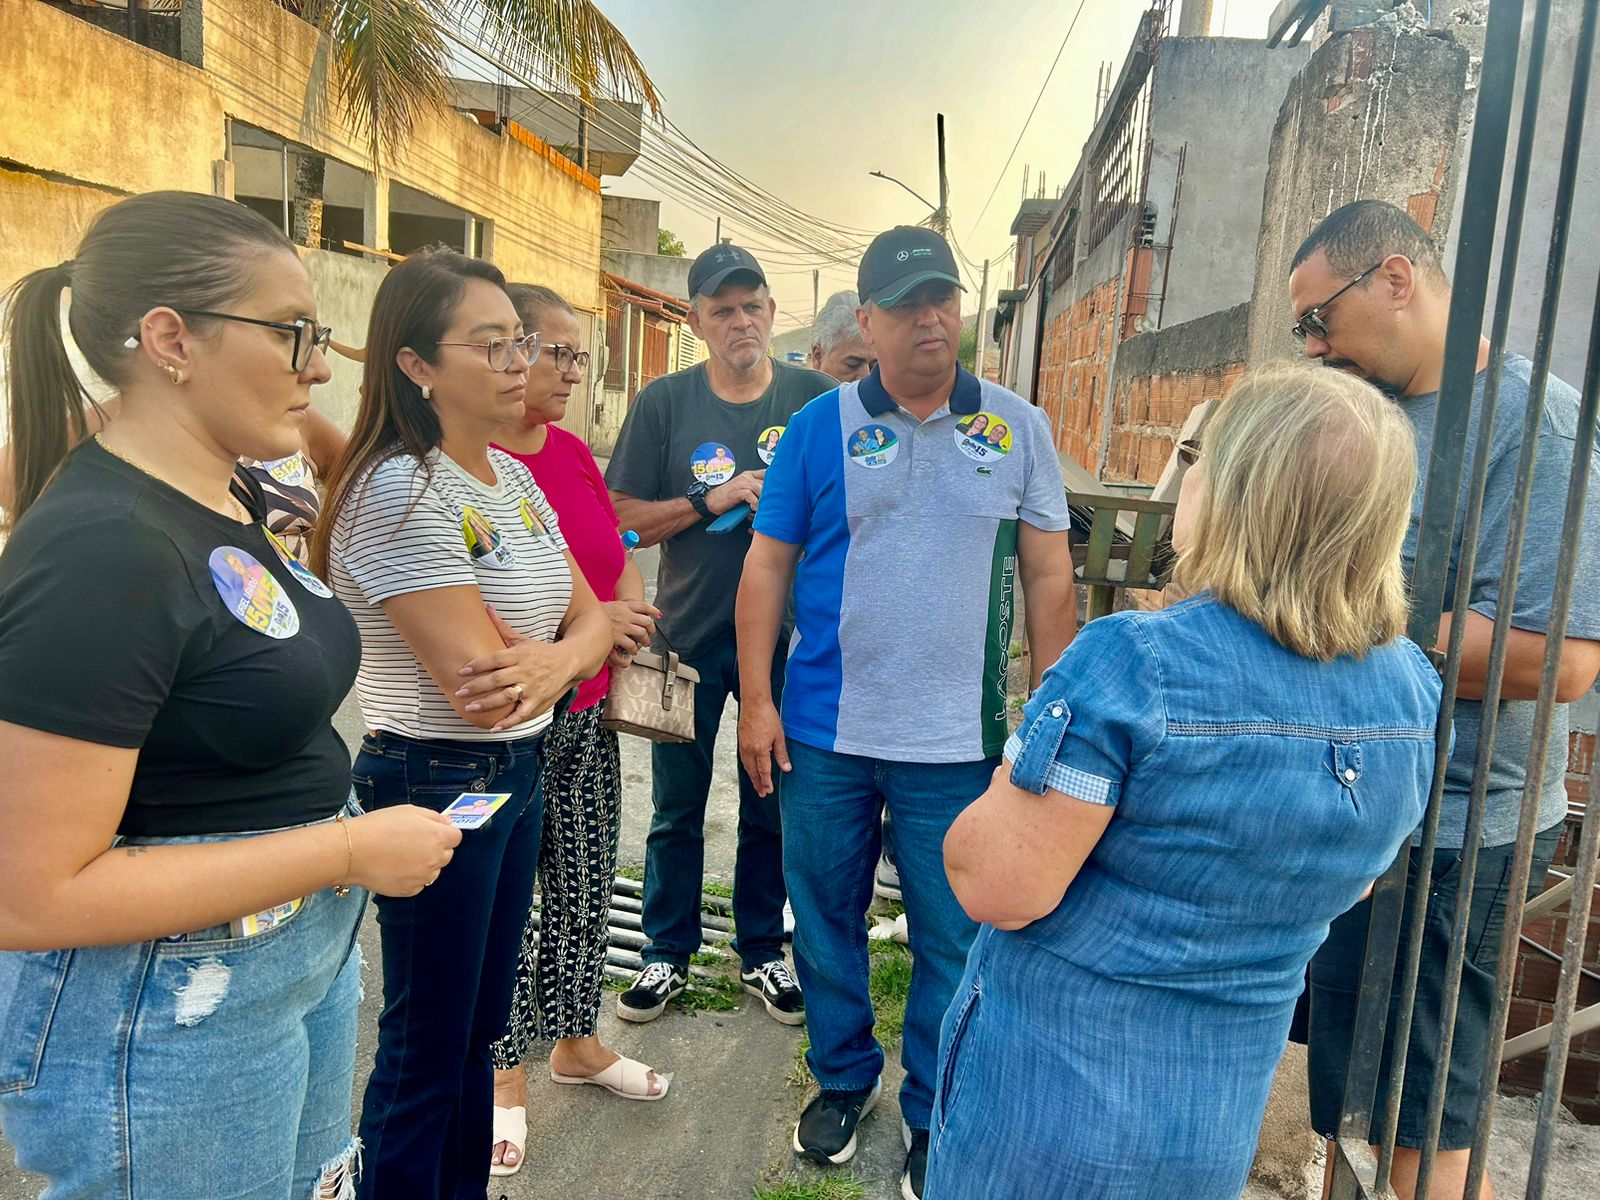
[604,243,836,1033]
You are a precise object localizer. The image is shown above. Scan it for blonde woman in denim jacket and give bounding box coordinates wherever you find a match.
[928,366,1443,1200]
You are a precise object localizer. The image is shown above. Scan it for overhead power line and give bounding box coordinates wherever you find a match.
[965,0,1093,242]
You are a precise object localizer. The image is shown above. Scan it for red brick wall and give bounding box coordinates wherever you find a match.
[1499,730,1600,1124]
[1036,277,1120,475]
[1105,361,1246,485]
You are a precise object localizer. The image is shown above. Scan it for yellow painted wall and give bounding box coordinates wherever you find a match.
[1,0,603,307]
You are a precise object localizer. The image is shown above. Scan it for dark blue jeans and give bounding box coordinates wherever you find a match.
[351,731,544,1200]
[643,632,787,972]
[782,741,992,1131]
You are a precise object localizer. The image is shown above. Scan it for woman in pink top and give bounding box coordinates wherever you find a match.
[487,285,665,1178]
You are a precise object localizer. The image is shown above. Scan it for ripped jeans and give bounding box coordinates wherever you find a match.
[0,807,367,1200]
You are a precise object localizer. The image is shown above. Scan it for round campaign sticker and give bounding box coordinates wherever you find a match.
[756,425,786,466]
[209,546,300,639]
[954,412,1014,462]
[847,424,899,469]
[690,442,737,485]
[520,497,553,542]
[264,529,333,598]
[461,506,516,568]
[261,453,309,488]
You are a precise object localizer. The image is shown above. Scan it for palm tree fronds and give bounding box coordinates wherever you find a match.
[464,0,662,115]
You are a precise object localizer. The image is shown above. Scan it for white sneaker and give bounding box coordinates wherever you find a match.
[874,856,902,902]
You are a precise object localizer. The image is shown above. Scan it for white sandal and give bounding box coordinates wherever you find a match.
[550,1055,672,1101]
[489,1104,526,1178]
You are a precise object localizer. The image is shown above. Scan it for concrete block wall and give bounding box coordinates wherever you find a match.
[1105,301,1250,485]
[1107,362,1244,485]
[1245,25,1473,365]
[1500,730,1600,1125]
[1036,277,1119,474]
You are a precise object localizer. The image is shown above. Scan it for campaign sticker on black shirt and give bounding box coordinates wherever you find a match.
[462,506,515,568]
[757,425,785,465]
[691,442,737,485]
[265,529,333,598]
[208,546,301,639]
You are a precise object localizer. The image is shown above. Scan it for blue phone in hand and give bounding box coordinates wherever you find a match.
[707,503,752,534]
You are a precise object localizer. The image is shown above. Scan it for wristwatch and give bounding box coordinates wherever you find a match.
[686,480,713,520]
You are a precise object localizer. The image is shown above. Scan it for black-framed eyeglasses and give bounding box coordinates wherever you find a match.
[176,309,333,372]
[436,332,542,373]
[1290,261,1385,342]
[541,343,591,372]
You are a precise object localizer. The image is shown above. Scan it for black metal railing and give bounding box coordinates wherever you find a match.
[1327,1,1600,1197]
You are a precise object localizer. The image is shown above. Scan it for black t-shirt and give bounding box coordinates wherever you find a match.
[604,359,836,658]
[0,440,360,837]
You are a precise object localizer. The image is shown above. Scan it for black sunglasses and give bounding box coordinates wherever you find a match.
[1290,261,1384,342]
[176,309,333,372]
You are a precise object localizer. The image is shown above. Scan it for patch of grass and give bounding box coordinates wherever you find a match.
[1008,642,1023,660]
[752,1178,868,1200]
[701,880,734,899]
[689,948,730,966]
[868,942,913,1048]
[786,943,913,1100]
[615,862,644,882]
[787,1034,811,1090]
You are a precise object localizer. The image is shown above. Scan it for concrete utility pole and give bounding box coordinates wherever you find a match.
[976,257,991,378]
[813,270,819,319]
[715,215,722,244]
[1177,0,1214,36]
[936,113,949,235]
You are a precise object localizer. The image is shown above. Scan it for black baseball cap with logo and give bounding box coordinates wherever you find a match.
[857,226,966,306]
[687,243,768,299]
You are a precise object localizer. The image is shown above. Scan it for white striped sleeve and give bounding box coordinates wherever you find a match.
[338,457,477,605]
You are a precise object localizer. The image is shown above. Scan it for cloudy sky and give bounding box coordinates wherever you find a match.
[592,0,1286,335]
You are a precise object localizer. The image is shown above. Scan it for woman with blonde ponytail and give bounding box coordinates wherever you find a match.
[930,365,1445,1200]
[0,192,458,1199]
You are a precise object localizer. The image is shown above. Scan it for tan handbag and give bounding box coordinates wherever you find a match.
[600,644,700,743]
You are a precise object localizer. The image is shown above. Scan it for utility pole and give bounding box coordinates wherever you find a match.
[976,258,991,379]
[935,113,949,235]
[813,270,820,320]
[715,216,722,244]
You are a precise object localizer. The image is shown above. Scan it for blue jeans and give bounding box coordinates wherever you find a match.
[352,731,543,1200]
[643,633,787,971]
[0,811,366,1200]
[782,740,992,1130]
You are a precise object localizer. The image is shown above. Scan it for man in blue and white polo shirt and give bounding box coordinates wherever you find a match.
[735,226,1076,1199]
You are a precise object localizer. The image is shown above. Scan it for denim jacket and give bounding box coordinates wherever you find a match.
[1003,593,1442,1006]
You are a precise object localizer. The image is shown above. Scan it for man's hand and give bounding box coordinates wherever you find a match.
[738,696,790,797]
[707,470,765,516]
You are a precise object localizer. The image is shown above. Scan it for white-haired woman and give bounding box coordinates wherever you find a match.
[927,365,1443,1200]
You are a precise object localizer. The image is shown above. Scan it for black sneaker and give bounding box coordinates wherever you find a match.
[616,961,687,1023]
[792,1079,881,1165]
[901,1122,929,1200]
[740,959,805,1026]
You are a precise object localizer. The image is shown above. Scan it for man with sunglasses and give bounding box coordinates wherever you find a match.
[604,244,836,1031]
[1288,199,1600,1200]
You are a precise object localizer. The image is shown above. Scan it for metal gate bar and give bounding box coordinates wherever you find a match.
[1515,262,1600,1200]
[1328,0,1600,1195]
[1329,3,1530,1192]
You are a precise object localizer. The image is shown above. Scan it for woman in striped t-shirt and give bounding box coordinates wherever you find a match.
[315,248,611,1200]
